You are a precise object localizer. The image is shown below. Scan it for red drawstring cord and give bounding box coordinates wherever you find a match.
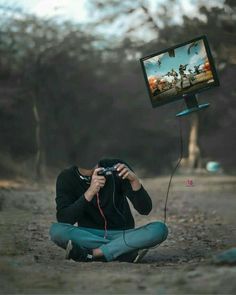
[96,192,108,239]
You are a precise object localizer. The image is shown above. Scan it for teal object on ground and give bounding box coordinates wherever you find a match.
[206,161,221,172]
[213,248,236,265]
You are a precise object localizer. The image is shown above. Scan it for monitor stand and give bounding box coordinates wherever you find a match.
[176,94,210,117]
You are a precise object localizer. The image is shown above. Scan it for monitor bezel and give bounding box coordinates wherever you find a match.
[140,35,220,108]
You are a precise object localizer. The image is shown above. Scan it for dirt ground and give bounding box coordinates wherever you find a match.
[0,174,236,294]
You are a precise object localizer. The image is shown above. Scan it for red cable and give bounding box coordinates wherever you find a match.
[96,192,108,239]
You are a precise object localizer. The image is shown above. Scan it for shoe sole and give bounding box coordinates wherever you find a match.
[133,249,149,263]
[65,240,73,260]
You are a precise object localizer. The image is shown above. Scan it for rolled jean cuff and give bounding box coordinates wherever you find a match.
[99,245,113,262]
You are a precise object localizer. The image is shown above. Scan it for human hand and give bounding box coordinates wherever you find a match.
[115,163,141,191]
[84,168,106,201]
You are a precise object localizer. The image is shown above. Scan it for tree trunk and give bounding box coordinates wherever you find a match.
[32,94,45,180]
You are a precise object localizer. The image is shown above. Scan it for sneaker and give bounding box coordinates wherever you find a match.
[65,240,73,259]
[116,250,139,262]
[65,240,93,262]
[133,249,149,263]
[116,249,149,263]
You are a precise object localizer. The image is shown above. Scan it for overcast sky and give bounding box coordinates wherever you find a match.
[0,0,88,21]
[0,0,224,23]
[0,0,225,42]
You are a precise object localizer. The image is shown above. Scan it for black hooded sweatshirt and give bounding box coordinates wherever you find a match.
[55,158,152,230]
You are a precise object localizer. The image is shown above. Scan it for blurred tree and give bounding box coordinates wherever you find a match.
[0,5,106,179]
[0,0,235,179]
[87,0,236,172]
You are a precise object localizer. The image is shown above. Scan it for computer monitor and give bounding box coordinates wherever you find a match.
[140,35,219,116]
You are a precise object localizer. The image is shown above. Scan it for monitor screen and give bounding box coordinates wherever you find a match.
[140,35,219,108]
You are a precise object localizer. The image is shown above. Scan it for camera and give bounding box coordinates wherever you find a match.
[97,166,119,177]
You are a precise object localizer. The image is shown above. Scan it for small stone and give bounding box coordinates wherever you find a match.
[187,270,202,278]
[28,224,37,231]
[137,285,146,290]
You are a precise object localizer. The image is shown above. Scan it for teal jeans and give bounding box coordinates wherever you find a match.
[49,221,168,261]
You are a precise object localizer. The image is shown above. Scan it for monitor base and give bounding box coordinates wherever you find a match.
[176,94,210,117]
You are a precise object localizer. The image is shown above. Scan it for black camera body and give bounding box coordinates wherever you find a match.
[98,166,119,177]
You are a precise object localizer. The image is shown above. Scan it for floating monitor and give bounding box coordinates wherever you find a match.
[140,35,219,117]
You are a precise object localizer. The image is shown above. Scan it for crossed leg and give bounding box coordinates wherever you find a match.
[49,221,168,262]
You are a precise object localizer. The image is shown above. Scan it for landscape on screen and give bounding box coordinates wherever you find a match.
[143,39,215,101]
